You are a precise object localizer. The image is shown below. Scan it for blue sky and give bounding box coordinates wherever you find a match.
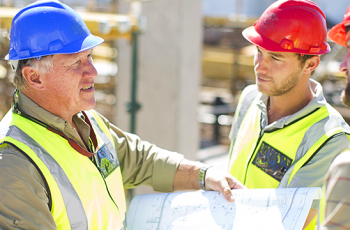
[202,0,349,26]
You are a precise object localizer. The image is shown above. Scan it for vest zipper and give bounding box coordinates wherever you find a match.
[96,164,121,215]
[90,139,121,215]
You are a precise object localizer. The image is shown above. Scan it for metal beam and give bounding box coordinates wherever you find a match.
[0,7,140,40]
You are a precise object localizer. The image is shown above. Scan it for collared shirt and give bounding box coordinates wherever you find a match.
[0,91,184,230]
[229,79,350,209]
[319,150,350,229]
[257,79,329,131]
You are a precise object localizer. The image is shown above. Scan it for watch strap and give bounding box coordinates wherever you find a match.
[199,165,212,190]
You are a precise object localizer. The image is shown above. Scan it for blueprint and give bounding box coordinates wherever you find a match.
[127,187,321,230]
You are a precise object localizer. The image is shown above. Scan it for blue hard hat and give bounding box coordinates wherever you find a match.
[5,0,104,60]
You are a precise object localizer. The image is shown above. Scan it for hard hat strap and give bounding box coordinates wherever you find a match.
[9,60,18,72]
[9,56,41,72]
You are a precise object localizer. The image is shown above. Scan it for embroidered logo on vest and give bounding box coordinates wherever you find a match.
[95,144,119,178]
[252,141,292,181]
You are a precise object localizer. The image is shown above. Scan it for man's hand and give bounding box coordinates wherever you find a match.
[173,159,246,202]
[205,167,246,202]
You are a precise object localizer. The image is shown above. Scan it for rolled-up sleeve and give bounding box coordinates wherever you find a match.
[320,150,350,229]
[96,112,184,192]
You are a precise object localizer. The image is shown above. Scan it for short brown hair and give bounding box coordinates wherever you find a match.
[296,53,317,75]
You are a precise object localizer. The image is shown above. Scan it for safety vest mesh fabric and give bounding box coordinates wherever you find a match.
[0,110,127,230]
[228,86,350,230]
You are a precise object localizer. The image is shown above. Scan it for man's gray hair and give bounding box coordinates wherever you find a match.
[12,55,54,91]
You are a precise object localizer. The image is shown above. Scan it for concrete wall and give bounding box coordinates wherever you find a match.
[116,1,202,160]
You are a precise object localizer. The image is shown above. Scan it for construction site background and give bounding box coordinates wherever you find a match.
[0,0,349,196]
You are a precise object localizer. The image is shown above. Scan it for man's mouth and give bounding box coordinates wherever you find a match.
[82,86,92,90]
[257,75,270,82]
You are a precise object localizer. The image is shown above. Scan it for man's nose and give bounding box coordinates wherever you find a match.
[83,61,98,78]
[339,53,350,73]
[254,55,268,75]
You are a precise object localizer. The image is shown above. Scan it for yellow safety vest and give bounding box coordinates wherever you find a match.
[0,109,127,230]
[228,85,350,230]
[319,183,326,226]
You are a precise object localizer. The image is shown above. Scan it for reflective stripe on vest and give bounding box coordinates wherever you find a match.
[228,87,350,230]
[229,85,260,150]
[7,125,87,229]
[228,87,262,183]
[1,110,126,230]
[229,86,350,188]
[85,110,127,227]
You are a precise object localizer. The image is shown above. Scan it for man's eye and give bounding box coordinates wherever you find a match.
[272,56,279,61]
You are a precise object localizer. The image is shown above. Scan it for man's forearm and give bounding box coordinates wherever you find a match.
[173,159,246,202]
[173,159,204,191]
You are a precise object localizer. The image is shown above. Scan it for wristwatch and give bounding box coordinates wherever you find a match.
[198,165,212,190]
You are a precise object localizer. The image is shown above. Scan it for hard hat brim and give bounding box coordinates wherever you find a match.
[5,34,104,61]
[79,34,104,54]
[328,20,350,47]
[242,26,330,55]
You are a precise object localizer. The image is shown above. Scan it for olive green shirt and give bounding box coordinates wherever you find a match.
[0,91,184,229]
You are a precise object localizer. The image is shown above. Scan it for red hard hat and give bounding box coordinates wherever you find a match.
[242,0,330,55]
[328,4,350,47]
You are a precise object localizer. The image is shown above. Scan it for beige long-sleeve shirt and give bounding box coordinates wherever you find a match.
[319,150,350,230]
[0,91,184,229]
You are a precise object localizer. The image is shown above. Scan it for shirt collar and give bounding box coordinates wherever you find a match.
[257,79,327,131]
[16,91,91,149]
[17,90,67,132]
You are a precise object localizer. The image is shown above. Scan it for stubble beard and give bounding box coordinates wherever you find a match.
[256,68,302,97]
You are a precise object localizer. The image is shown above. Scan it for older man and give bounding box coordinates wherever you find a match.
[319,5,350,230]
[0,1,244,229]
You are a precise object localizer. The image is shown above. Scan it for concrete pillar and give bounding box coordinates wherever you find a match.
[116,0,202,160]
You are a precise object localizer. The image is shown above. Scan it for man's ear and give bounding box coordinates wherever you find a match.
[22,66,44,90]
[303,56,320,74]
